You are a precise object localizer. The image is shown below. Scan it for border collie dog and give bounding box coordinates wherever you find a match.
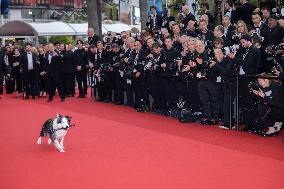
[37,114,74,152]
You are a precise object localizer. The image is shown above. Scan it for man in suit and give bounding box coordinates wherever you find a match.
[146,5,162,33]
[20,43,39,99]
[222,15,236,45]
[45,43,65,102]
[237,34,260,127]
[74,40,89,98]
[88,28,102,46]
[62,44,76,97]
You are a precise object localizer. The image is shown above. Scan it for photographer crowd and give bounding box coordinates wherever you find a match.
[0,1,284,136]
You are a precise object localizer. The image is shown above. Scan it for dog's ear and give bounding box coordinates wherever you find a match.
[65,116,72,124]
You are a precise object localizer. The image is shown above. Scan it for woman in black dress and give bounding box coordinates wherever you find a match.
[11,47,23,97]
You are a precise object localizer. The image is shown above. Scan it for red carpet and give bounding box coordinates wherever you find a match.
[0,94,284,189]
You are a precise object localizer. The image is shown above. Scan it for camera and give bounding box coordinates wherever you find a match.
[223,44,239,56]
[248,81,262,93]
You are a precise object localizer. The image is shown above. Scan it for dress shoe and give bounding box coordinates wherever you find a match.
[61,98,65,102]
[47,99,53,102]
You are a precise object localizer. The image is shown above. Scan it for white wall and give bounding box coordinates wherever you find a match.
[9,9,22,20]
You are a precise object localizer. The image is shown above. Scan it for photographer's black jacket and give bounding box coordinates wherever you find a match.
[237,45,260,75]
[165,47,179,76]
[153,51,167,76]
[214,57,236,85]
[267,26,284,46]
[264,83,284,121]
[197,30,214,43]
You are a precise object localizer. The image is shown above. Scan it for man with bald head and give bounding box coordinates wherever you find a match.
[181,5,196,30]
[87,28,102,46]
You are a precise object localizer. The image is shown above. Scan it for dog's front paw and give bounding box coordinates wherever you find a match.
[37,137,42,144]
[48,138,52,144]
[59,149,65,152]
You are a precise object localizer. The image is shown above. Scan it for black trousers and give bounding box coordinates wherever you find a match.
[62,73,75,96]
[125,79,134,106]
[152,75,168,111]
[223,81,237,126]
[187,78,201,112]
[12,72,23,93]
[134,78,145,108]
[48,76,65,100]
[23,71,39,97]
[39,75,48,93]
[76,71,88,96]
[198,79,219,119]
[114,71,124,104]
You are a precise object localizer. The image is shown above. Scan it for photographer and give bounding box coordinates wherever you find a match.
[164,37,181,111]
[211,49,237,129]
[171,23,182,52]
[129,41,146,111]
[109,43,125,105]
[250,12,270,47]
[197,19,214,45]
[222,15,236,45]
[95,41,110,102]
[245,72,284,135]
[236,34,260,127]
[150,42,168,114]
[183,20,198,38]
[124,37,135,106]
[194,40,219,125]
[213,25,231,47]
[267,14,284,46]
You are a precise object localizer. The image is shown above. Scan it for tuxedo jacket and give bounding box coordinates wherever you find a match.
[20,51,39,75]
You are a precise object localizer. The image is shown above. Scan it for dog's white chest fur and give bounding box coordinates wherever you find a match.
[55,129,67,139]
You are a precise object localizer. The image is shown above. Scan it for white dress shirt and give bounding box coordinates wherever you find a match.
[27,52,33,70]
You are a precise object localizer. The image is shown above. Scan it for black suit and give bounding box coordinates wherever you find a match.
[197,30,215,43]
[62,50,76,96]
[45,52,65,100]
[146,14,162,32]
[20,52,39,98]
[88,34,102,46]
[224,24,236,45]
[74,48,89,97]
